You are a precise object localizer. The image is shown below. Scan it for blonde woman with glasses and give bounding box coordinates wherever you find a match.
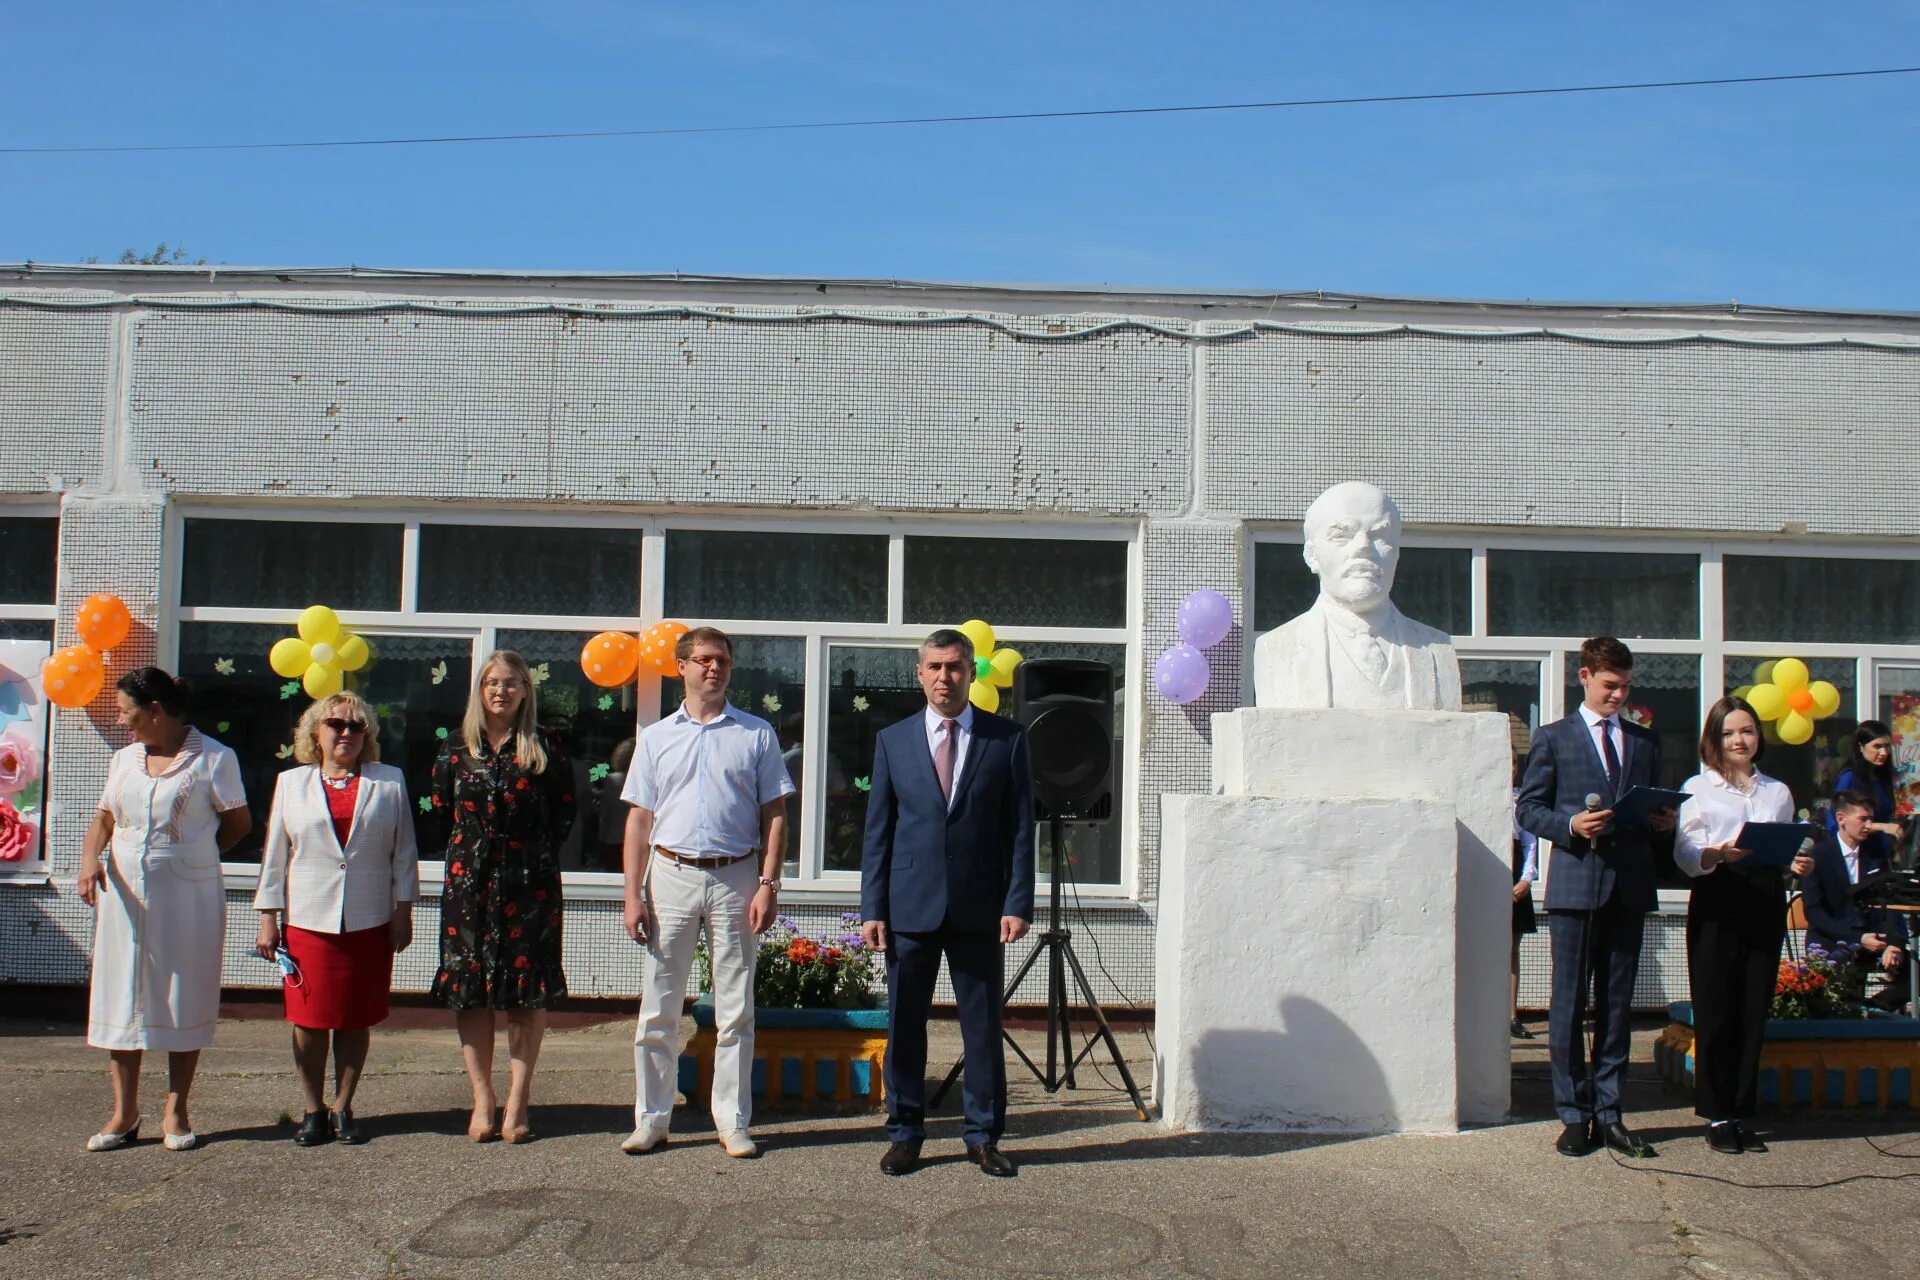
[428,650,575,1143]
[254,691,419,1147]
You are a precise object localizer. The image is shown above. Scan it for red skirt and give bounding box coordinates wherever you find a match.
[283,924,393,1030]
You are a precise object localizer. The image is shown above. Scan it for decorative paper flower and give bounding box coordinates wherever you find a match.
[280,681,301,700]
[430,661,449,686]
[435,726,450,740]
[418,796,434,814]
[274,743,294,760]
[588,762,611,783]
[1621,704,1654,729]
[1735,658,1840,747]
[0,731,35,796]
[0,797,39,862]
[957,619,1022,714]
[852,695,869,713]
[213,657,236,676]
[854,776,871,793]
[269,605,369,699]
[762,693,781,714]
[596,693,615,711]
[529,662,551,687]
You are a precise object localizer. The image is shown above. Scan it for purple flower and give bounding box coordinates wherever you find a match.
[841,911,862,923]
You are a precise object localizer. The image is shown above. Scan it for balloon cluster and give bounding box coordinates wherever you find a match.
[269,606,370,699]
[42,593,133,709]
[1155,590,1234,705]
[579,621,690,688]
[955,619,1022,713]
[1733,658,1841,747]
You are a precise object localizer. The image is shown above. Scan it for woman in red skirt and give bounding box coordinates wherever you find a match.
[254,691,419,1146]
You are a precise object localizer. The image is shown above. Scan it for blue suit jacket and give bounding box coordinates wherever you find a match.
[1516,712,1667,914]
[1801,833,1908,952]
[859,709,1036,934]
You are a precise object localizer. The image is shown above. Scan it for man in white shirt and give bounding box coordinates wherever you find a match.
[619,626,794,1158]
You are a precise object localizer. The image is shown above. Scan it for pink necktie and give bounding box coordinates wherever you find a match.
[935,719,958,803]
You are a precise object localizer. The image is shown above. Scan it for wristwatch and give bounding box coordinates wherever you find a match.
[758,877,781,893]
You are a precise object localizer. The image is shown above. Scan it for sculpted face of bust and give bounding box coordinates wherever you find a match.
[1302,481,1401,615]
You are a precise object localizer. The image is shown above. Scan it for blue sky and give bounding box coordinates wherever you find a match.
[4,3,1918,308]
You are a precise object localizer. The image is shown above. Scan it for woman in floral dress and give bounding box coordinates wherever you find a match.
[430,650,575,1142]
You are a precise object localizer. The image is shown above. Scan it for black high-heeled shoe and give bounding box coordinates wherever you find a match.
[331,1109,362,1145]
[293,1110,333,1147]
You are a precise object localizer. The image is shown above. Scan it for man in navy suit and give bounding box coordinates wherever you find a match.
[1517,636,1676,1158]
[1803,789,1907,1008]
[861,628,1035,1177]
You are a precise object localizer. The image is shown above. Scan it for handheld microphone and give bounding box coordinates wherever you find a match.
[1584,793,1603,849]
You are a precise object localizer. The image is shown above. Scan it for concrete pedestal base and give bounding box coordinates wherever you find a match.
[1154,708,1511,1133]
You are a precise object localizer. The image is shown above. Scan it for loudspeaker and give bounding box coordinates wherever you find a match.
[1013,658,1114,822]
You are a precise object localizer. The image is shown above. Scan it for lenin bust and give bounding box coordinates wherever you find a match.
[1253,481,1462,712]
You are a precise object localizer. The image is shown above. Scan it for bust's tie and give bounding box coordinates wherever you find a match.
[935,718,959,804]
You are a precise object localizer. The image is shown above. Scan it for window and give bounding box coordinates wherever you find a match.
[904,536,1127,628]
[0,515,57,642]
[1461,658,1543,750]
[1491,550,1698,639]
[177,622,472,863]
[666,530,887,622]
[1725,555,1920,645]
[182,518,402,611]
[1252,543,1470,635]
[420,526,641,617]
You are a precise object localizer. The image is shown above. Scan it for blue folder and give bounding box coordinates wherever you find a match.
[1609,785,1689,828]
[1730,821,1819,869]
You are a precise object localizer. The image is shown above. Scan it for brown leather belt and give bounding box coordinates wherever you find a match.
[653,846,756,870]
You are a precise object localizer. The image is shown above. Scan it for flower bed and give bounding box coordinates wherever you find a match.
[1656,1001,1920,1109]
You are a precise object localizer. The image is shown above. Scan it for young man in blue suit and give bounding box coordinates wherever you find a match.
[860,628,1035,1177]
[1802,789,1908,1008]
[1517,636,1677,1158]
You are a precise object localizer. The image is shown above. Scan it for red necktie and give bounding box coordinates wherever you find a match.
[1596,718,1621,795]
[935,719,958,803]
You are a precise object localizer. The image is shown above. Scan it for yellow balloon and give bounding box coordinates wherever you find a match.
[958,619,996,662]
[968,680,999,714]
[1778,709,1814,745]
[297,605,341,646]
[987,647,1022,689]
[1771,658,1809,692]
[334,633,370,672]
[1745,684,1786,721]
[1752,661,1777,686]
[303,664,344,698]
[269,637,312,678]
[1808,680,1842,719]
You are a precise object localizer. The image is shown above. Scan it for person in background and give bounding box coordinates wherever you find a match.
[254,691,418,1147]
[1829,721,1905,865]
[1511,751,1540,1040]
[597,737,635,872]
[1673,696,1813,1154]
[1804,789,1908,1012]
[77,668,252,1152]
[431,651,574,1143]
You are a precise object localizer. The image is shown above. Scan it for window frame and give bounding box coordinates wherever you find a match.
[167,504,1142,903]
[0,501,59,635]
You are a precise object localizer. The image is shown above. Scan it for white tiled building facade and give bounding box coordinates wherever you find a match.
[4,265,1918,1010]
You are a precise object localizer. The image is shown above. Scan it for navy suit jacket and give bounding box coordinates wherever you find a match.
[1516,712,1667,914]
[860,709,1036,934]
[1801,833,1908,952]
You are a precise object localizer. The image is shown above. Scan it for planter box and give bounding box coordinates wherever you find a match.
[1656,1001,1920,1109]
[678,997,889,1112]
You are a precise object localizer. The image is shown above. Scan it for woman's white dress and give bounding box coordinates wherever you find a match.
[87,729,246,1051]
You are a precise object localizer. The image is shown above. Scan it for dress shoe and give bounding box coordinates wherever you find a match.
[163,1130,199,1151]
[717,1129,757,1158]
[293,1110,333,1147]
[966,1143,1016,1177]
[86,1119,141,1152]
[331,1110,362,1145]
[619,1125,668,1153]
[1705,1121,1741,1154]
[1555,1123,1594,1157]
[879,1140,922,1176]
[1599,1119,1654,1158]
[1510,1019,1537,1040]
[1731,1121,1767,1154]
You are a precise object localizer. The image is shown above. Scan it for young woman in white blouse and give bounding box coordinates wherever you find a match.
[1675,695,1815,1155]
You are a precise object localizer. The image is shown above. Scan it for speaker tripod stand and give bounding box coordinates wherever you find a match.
[930,812,1150,1120]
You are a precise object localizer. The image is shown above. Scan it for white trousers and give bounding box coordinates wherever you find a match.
[633,854,758,1132]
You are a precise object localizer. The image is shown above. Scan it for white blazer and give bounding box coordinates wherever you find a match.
[254,762,419,933]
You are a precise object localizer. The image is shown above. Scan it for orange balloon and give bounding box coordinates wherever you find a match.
[43,645,106,709]
[74,593,132,652]
[1787,688,1815,714]
[579,631,639,687]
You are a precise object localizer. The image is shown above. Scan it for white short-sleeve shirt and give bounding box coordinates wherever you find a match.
[623,703,794,858]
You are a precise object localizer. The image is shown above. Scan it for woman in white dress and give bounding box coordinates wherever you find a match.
[77,667,252,1151]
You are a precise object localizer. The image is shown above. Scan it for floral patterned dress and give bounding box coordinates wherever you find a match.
[429,732,574,1009]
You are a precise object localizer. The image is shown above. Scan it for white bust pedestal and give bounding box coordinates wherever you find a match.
[1154,708,1512,1133]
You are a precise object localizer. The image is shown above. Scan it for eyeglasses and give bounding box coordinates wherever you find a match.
[680,654,732,669]
[322,718,366,735]
[481,679,525,691]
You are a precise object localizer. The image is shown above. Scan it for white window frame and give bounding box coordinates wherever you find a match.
[0,500,59,637]
[1247,526,1920,908]
[168,503,1141,903]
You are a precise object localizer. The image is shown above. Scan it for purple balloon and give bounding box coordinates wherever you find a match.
[1155,643,1211,705]
[1177,589,1234,650]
